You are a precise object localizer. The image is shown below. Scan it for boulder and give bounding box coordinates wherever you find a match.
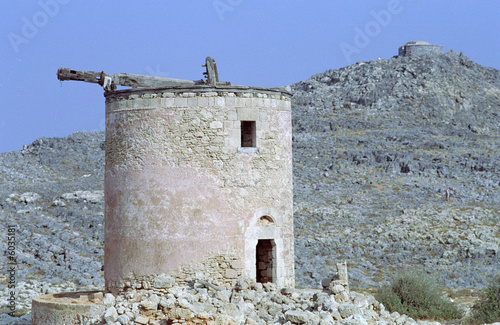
[153,274,175,289]
[284,310,315,324]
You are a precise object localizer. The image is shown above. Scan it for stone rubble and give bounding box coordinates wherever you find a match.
[5,267,460,325]
[73,276,448,325]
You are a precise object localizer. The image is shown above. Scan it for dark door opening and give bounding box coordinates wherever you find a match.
[256,239,275,283]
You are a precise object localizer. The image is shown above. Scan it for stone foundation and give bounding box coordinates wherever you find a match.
[107,254,244,294]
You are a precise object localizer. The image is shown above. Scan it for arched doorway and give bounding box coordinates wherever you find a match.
[245,211,286,286]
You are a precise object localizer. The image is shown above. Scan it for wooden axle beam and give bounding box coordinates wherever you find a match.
[57,57,230,91]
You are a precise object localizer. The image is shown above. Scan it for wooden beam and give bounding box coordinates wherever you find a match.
[57,68,199,90]
[112,73,196,88]
[57,68,102,84]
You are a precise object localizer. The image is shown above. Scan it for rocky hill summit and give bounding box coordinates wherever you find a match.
[292,49,499,289]
[0,48,499,320]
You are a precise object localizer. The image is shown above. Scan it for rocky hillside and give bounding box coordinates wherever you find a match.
[0,132,106,315]
[0,50,498,316]
[292,50,500,289]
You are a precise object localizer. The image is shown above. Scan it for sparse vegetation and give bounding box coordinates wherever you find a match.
[376,270,464,320]
[467,275,500,324]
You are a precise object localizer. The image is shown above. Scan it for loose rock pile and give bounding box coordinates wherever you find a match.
[22,264,458,325]
[74,276,437,325]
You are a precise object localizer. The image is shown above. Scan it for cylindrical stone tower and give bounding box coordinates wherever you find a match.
[398,41,443,57]
[104,85,294,291]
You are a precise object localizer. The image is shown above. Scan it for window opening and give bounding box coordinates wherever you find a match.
[241,121,256,147]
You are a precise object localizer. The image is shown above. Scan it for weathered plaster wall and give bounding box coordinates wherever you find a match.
[104,88,294,291]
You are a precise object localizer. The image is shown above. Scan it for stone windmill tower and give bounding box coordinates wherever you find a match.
[398,41,443,57]
[56,58,295,292]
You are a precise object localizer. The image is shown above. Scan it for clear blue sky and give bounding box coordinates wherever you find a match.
[1,1,499,153]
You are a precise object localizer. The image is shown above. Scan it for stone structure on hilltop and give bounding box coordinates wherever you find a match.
[398,40,443,57]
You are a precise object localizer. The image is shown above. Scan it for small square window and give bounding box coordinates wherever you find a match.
[241,121,256,147]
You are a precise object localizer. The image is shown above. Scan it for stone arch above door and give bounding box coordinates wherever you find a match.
[257,215,275,227]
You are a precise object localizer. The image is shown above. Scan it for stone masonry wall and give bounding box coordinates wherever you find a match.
[107,254,244,293]
[398,44,443,57]
[104,87,294,292]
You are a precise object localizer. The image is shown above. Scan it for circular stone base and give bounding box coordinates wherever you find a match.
[31,291,105,325]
